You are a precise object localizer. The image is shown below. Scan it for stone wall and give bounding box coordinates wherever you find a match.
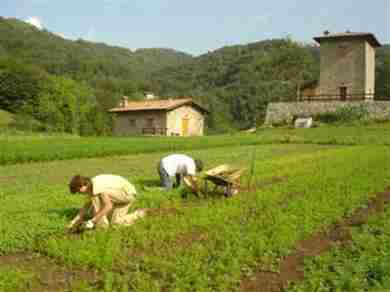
[112,111,166,136]
[265,101,390,125]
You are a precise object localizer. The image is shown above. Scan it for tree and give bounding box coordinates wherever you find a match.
[376,57,390,99]
[32,75,100,135]
[0,57,48,111]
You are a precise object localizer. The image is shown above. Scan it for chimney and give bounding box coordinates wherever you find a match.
[121,96,129,107]
[145,92,155,100]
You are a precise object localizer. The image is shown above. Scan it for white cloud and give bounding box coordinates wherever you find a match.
[24,16,43,30]
[54,31,67,39]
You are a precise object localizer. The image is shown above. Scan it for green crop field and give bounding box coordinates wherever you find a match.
[1,125,390,291]
[2,124,390,165]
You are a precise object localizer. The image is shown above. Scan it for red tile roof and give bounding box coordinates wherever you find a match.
[108,98,209,113]
[314,32,381,47]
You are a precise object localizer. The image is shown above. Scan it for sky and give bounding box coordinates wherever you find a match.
[2,0,389,56]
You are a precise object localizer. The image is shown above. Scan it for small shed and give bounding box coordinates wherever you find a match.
[108,95,209,136]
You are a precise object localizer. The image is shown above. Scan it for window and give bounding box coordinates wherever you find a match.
[129,119,136,127]
[338,42,348,49]
[146,118,154,127]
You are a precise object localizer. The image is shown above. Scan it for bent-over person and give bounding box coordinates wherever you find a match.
[67,174,146,231]
[157,154,203,190]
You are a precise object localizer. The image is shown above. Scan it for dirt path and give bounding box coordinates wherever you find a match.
[240,187,390,292]
[0,251,100,291]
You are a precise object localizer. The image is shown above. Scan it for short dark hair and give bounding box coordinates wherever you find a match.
[69,175,91,194]
[194,159,203,172]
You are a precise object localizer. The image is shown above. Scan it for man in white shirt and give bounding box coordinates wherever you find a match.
[67,174,146,231]
[158,154,203,190]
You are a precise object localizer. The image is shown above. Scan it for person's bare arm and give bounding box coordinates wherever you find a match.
[91,193,113,224]
[184,175,200,196]
[67,201,91,229]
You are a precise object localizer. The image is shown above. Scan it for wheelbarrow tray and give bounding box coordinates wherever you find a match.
[202,164,245,196]
[204,164,245,185]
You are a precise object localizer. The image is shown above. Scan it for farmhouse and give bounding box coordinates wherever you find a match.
[108,95,208,136]
[303,31,381,100]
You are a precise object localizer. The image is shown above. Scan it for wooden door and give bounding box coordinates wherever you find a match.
[339,86,347,101]
[181,118,189,136]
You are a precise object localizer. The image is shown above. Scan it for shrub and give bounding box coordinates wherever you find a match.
[315,104,369,124]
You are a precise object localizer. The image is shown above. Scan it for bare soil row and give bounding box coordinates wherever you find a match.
[240,187,390,291]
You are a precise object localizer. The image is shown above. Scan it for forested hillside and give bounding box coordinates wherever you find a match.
[0,17,192,80]
[0,16,389,134]
[0,17,193,134]
[151,39,319,130]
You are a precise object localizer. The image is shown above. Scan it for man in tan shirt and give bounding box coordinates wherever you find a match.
[67,174,146,231]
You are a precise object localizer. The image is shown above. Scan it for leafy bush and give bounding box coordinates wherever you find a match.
[315,105,369,124]
[9,112,45,132]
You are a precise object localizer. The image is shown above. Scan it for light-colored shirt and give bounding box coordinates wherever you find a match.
[161,154,196,177]
[91,174,137,204]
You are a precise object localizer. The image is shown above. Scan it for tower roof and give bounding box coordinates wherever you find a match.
[314,32,381,47]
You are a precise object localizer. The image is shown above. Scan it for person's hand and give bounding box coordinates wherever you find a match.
[82,220,95,230]
[66,225,75,233]
[66,215,81,231]
[66,222,80,234]
[66,220,79,232]
[66,222,75,230]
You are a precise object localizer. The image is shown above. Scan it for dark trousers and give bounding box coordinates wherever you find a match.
[157,161,182,190]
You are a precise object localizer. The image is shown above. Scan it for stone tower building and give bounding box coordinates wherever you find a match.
[314,32,381,100]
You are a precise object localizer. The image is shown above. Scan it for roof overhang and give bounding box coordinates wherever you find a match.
[314,32,381,48]
[108,99,209,114]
